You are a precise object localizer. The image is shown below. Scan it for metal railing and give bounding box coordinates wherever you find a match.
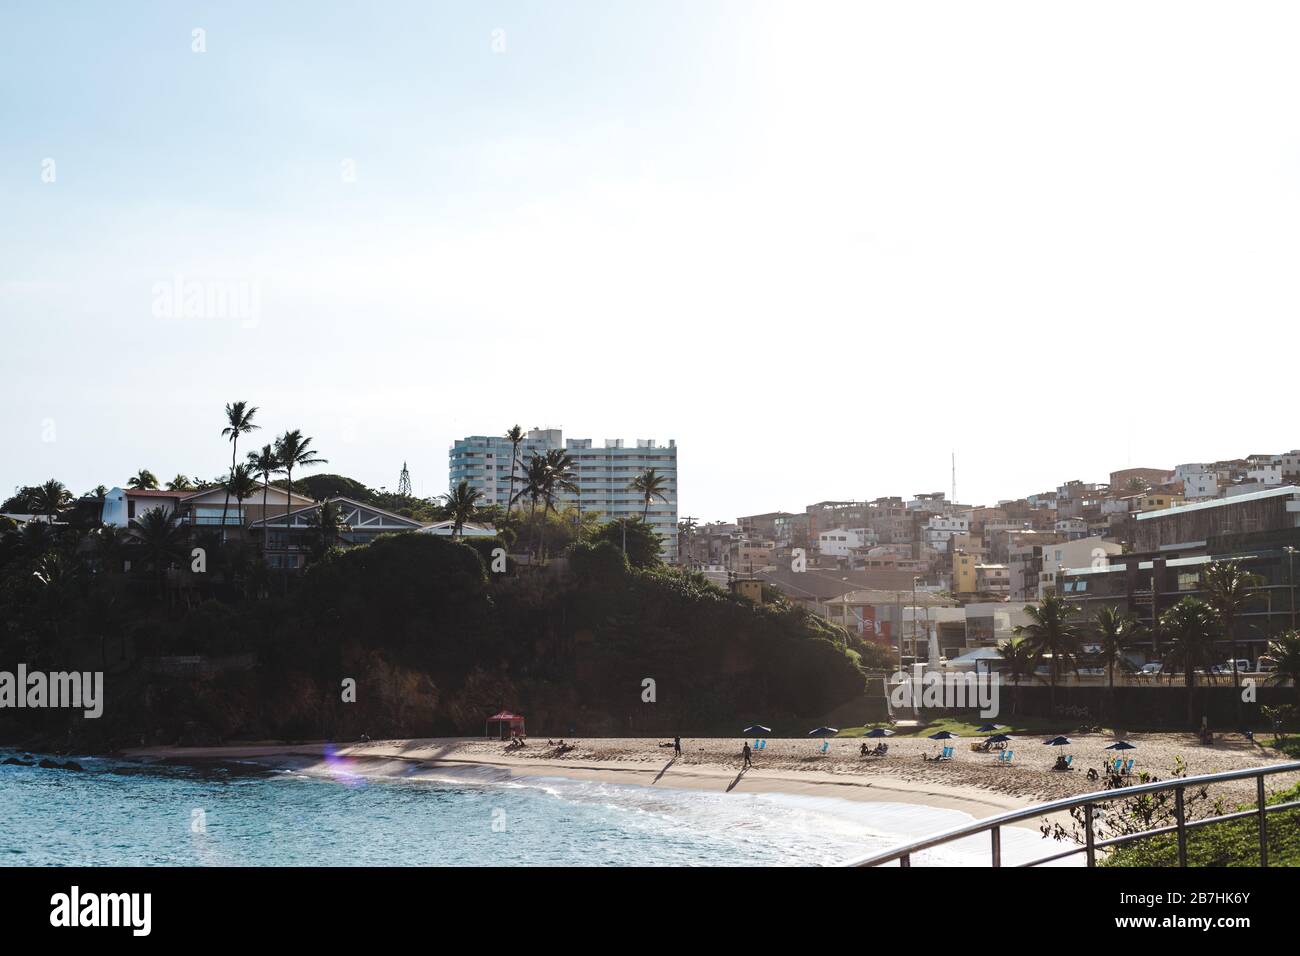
[843,760,1300,868]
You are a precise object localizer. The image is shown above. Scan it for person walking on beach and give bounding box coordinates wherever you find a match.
[741,741,752,769]
[673,736,682,758]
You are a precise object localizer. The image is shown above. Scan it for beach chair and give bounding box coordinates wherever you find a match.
[1065,755,1073,767]
[1113,757,1123,772]
[1123,758,1134,775]
[819,740,830,754]
[1005,750,1014,764]
[994,750,1009,763]
[758,739,766,751]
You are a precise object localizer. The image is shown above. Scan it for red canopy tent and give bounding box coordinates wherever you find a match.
[485,711,526,740]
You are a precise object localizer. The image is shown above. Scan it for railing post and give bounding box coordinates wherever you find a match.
[1084,803,1096,867]
[1174,786,1187,867]
[900,853,910,868]
[991,826,1001,867]
[1257,775,1269,868]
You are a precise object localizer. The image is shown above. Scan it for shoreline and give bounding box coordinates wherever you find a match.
[123,738,1057,828]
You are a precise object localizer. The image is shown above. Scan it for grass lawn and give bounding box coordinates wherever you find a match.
[1105,781,1300,867]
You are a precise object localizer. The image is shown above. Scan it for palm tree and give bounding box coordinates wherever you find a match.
[442,481,485,539]
[167,474,195,491]
[246,443,283,553]
[630,468,670,520]
[273,430,327,590]
[1159,597,1220,727]
[223,464,259,530]
[538,449,578,558]
[127,469,159,490]
[1094,605,1141,692]
[1094,605,1142,721]
[510,455,550,555]
[1013,593,1081,715]
[128,507,189,601]
[306,499,351,555]
[1265,630,1300,708]
[996,636,1034,716]
[30,479,73,523]
[89,485,108,525]
[1201,560,1263,722]
[219,401,260,533]
[505,425,524,514]
[92,525,128,575]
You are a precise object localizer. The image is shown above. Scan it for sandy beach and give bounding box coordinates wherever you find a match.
[125,731,1300,832]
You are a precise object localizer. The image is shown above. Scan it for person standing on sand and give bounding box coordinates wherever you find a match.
[741,741,752,769]
[673,736,682,758]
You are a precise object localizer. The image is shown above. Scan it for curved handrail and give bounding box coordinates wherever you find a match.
[842,759,1300,867]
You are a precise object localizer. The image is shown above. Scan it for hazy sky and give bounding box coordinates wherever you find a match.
[4,2,1299,520]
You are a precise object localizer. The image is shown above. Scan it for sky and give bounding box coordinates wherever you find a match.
[4,1,1300,520]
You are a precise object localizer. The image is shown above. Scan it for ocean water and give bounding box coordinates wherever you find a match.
[0,751,1078,866]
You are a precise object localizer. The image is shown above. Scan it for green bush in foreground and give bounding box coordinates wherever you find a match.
[1105,781,1300,867]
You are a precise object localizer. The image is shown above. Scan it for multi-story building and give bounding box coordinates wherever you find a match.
[923,513,971,553]
[449,428,679,560]
[817,527,874,559]
[1132,485,1300,552]
[975,563,1010,595]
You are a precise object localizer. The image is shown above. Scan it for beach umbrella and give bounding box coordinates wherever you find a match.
[808,727,839,737]
[985,733,1013,744]
[743,725,772,735]
[1044,735,1071,746]
[927,730,960,740]
[975,723,1002,733]
[1104,741,1137,750]
[863,728,895,738]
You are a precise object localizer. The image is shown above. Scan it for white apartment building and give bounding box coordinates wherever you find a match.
[817,527,874,558]
[1246,463,1283,486]
[1182,471,1219,499]
[449,428,679,560]
[923,514,970,553]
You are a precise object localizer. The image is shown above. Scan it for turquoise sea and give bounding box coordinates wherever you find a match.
[0,751,1075,866]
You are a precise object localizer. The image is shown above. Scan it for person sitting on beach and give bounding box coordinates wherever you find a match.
[860,742,870,756]
[1053,754,1070,771]
[875,743,888,755]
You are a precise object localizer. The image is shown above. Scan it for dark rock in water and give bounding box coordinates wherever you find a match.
[38,759,60,769]
[2,757,34,766]
[61,761,85,771]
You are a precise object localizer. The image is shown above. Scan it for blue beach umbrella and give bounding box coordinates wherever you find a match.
[808,727,839,737]
[743,725,772,735]
[1104,741,1137,750]
[975,723,1001,733]
[863,728,895,738]
[1044,735,1071,746]
[985,733,1013,744]
[928,730,960,740]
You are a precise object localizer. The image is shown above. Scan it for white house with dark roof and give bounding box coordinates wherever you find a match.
[101,488,192,527]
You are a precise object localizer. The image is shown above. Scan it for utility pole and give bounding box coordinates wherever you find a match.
[1286,546,1297,631]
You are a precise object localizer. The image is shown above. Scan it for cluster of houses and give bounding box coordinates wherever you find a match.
[682,451,1300,671]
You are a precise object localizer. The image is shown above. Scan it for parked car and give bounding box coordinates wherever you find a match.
[1139,662,1163,675]
[1223,659,1251,674]
[1258,656,1278,673]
